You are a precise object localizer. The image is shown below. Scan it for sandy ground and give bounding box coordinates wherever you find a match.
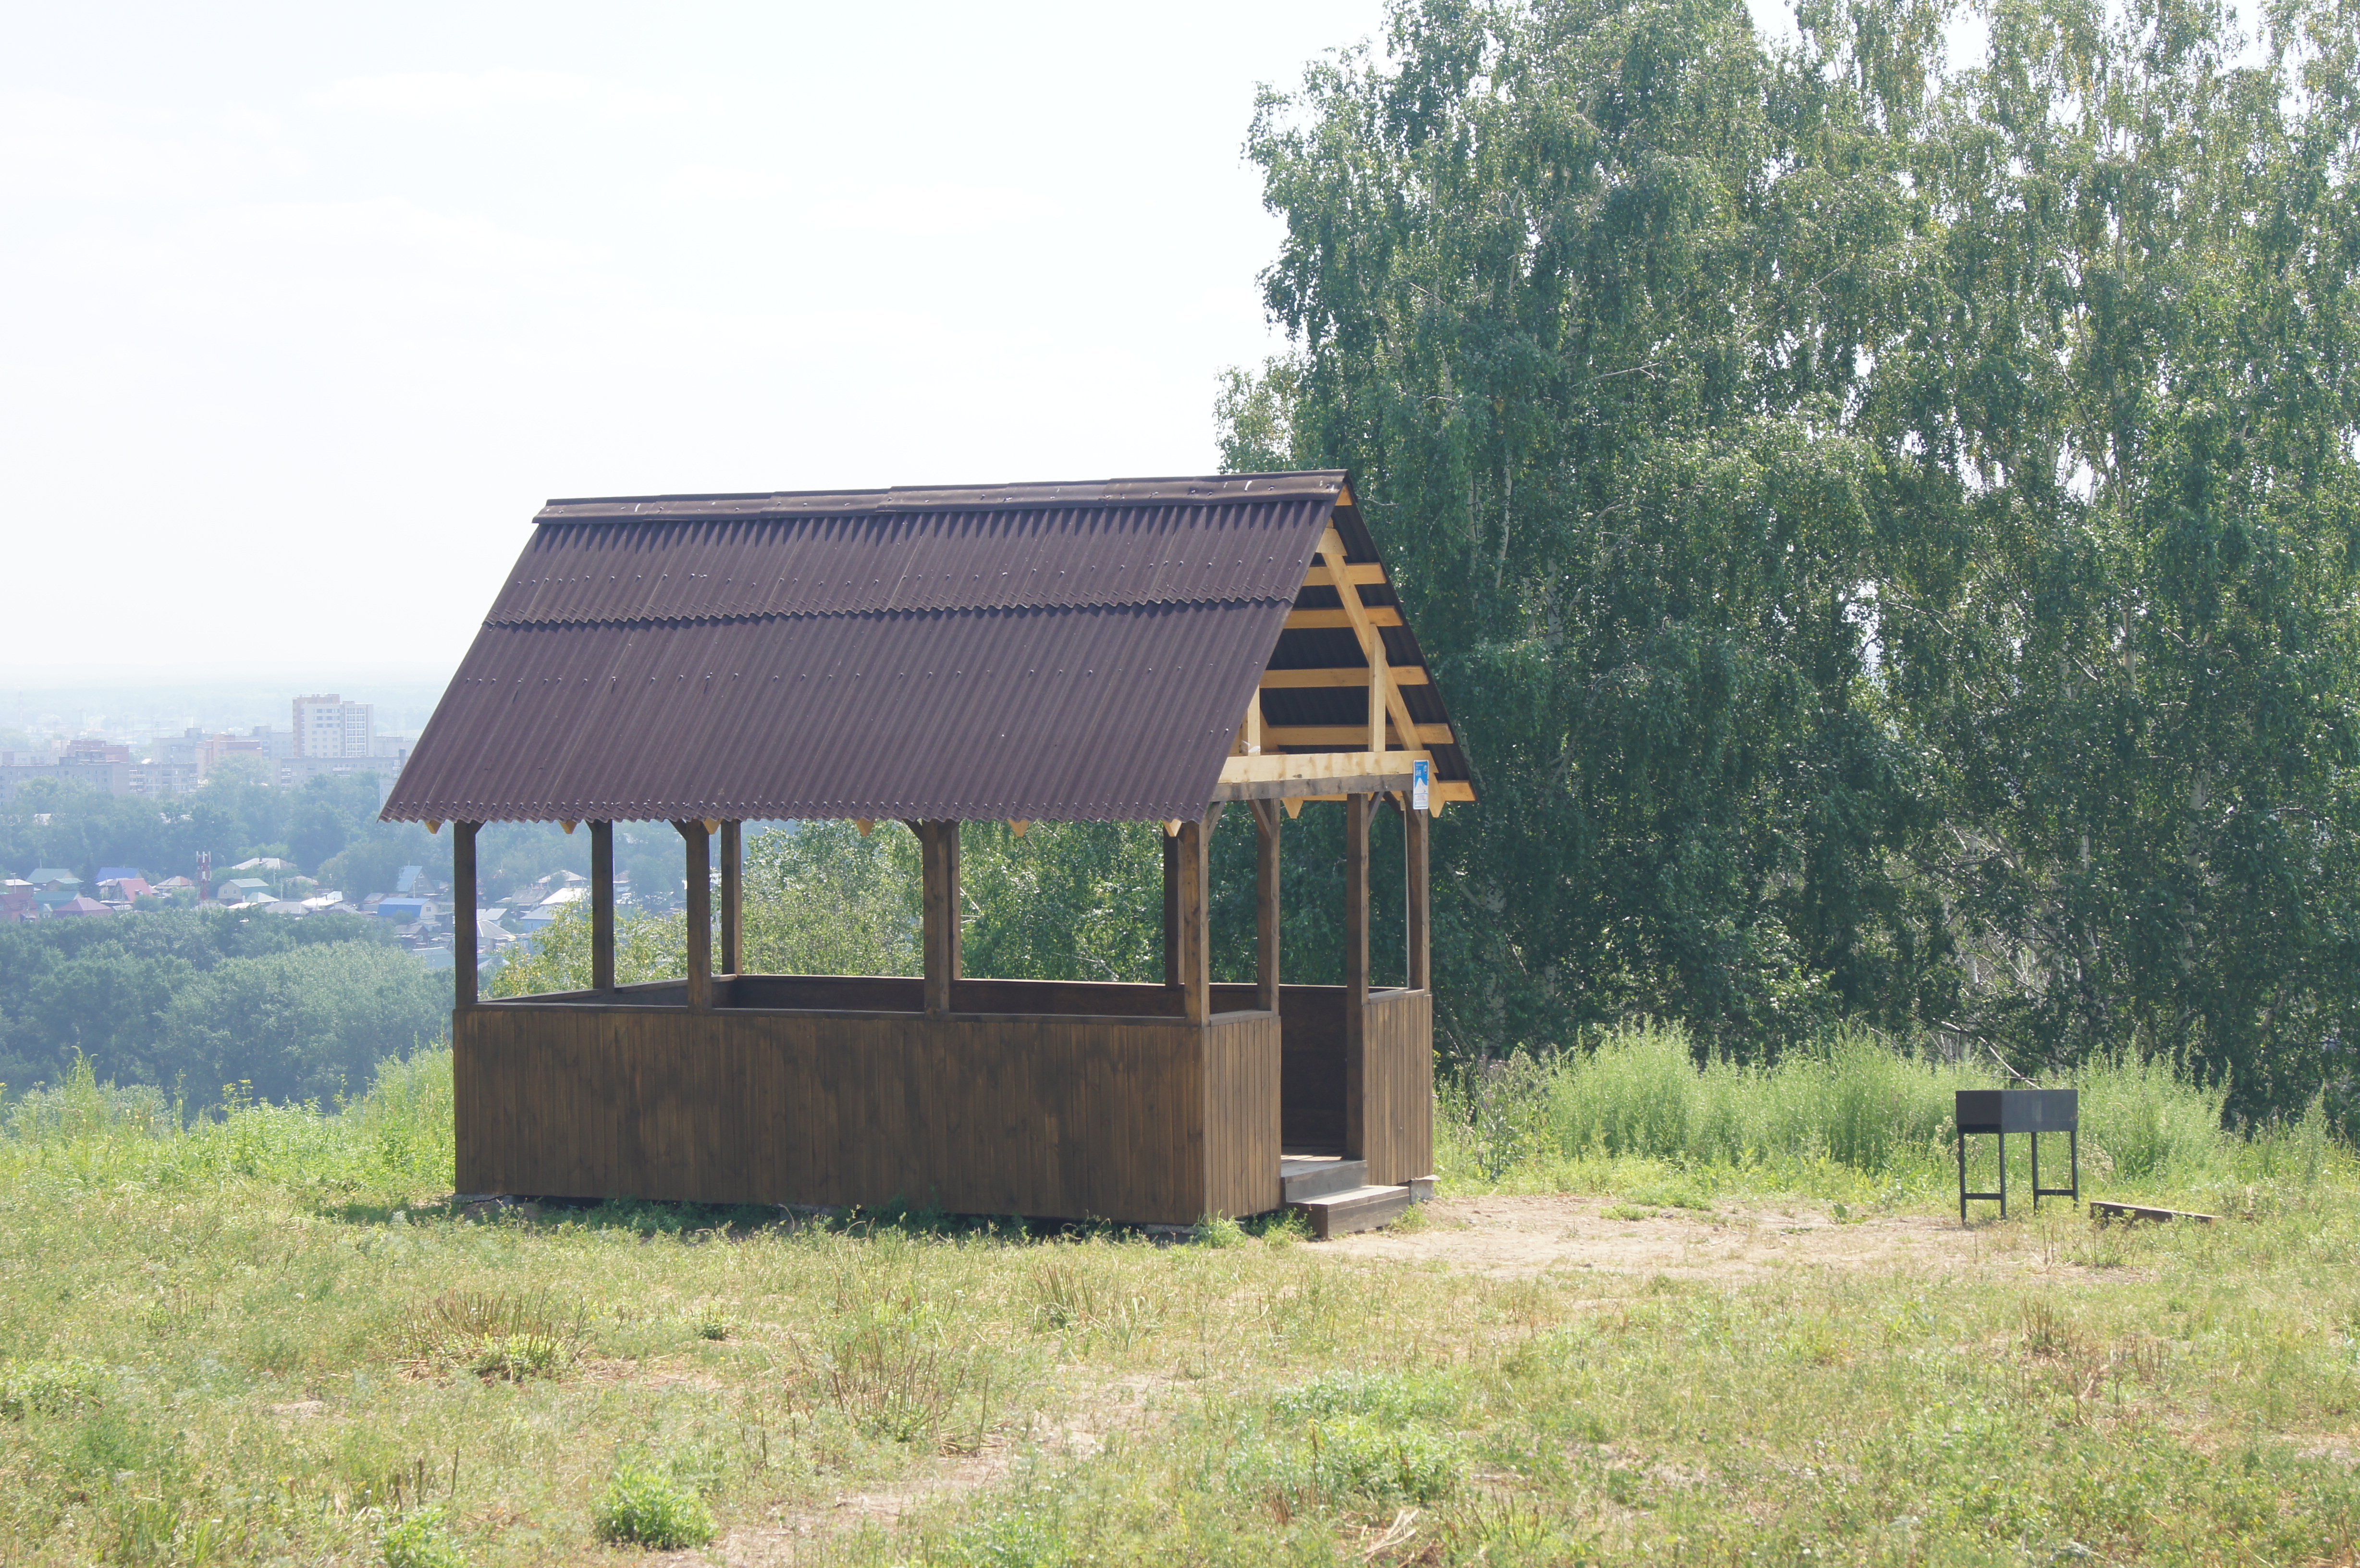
[1326,1193,2082,1280]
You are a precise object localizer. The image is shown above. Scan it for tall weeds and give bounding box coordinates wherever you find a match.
[1440,1022,2352,1202]
[0,1046,455,1197]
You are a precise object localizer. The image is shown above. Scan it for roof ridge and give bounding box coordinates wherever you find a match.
[482,598,1302,628]
[535,471,1347,524]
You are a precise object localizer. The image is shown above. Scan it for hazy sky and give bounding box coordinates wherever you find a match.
[2,2,1405,686]
[5,2,1838,699]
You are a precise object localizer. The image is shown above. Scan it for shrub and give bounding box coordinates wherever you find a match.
[809,1286,1002,1449]
[377,1506,467,1568]
[1270,1369,1462,1425]
[400,1291,585,1382]
[1225,1412,1465,1507]
[1192,1213,1247,1248]
[592,1461,715,1550]
[0,1357,106,1419]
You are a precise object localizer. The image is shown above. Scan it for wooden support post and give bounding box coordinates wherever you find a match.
[1176,812,1210,1024]
[719,820,742,976]
[677,820,712,1012]
[922,821,961,1016]
[1162,828,1181,988]
[1254,798,1281,1014]
[1344,793,1370,1157]
[590,821,615,992]
[1406,802,1430,992]
[453,821,479,1009]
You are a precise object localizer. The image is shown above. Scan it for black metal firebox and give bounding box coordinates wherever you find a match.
[1955,1088,2079,1220]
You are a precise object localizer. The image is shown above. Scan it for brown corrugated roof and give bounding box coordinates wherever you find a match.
[491,501,1329,623]
[388,471,1459,824]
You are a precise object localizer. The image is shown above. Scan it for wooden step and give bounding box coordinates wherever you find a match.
[1291,1184,1411,1239]
[1280,1157,1369,1203]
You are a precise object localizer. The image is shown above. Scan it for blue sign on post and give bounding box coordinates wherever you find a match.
[1412,758,1430,812]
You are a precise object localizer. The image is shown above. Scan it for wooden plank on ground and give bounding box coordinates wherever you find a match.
[2091,1200,2217,1224]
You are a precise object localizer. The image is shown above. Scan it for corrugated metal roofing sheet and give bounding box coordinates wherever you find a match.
[490,500,1333,624]
[386,604,1288,823]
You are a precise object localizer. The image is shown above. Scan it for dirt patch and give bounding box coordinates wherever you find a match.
[1327,1195,2090,1280]
[2288,1436,2360,1467]
[707,1373,1179,1564]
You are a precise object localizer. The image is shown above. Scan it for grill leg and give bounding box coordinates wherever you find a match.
[1957,1129,1967,1223]
[1998,1130,2007,1219]
[2070,1127,2079,1203]
[2031,1129,2041,1211]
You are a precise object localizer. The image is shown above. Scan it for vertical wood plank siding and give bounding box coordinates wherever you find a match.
[454,1004,1284,1224]
[1203,1010,1282,1217]
[1360,989,1434,1184]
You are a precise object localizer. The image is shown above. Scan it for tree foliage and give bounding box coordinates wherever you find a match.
[0,910,445,1105]
[1231,0,2360,1119]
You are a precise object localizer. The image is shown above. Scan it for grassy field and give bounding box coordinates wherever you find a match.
[0,1037,2354,1566]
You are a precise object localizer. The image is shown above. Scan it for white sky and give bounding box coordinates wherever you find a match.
[3,0,1857,700]
[0,1,1395,686]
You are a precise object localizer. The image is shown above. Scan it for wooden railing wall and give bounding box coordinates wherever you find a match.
[453,1004,1281,1224]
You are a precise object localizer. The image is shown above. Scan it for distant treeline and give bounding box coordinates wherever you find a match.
[0,908,446,1107]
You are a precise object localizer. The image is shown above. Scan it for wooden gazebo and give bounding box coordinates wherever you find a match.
[384,471,1474,1232]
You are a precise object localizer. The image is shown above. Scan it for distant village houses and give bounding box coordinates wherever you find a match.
[0,692,412,804]
[3,692,645,982]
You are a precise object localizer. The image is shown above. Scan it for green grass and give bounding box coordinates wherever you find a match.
[0,1035,2352,1564]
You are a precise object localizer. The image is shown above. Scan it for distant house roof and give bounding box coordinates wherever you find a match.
[233,857,294,872]
[378,896,431,918]
[381,471,1470,824]
[100,877,154,900]
[395,865,427,894]
[96,866,142,884]
[50,895,111,917]
[28,868,77,886]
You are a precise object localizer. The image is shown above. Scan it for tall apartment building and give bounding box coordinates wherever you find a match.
[292,694,375,759]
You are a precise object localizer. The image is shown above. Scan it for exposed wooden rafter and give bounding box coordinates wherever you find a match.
[1261,665,1431,688]
[1313,525,1425,760]
[1214,749,1427,801]
[1263,723,1455,748]
[1284,606,1405,630]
